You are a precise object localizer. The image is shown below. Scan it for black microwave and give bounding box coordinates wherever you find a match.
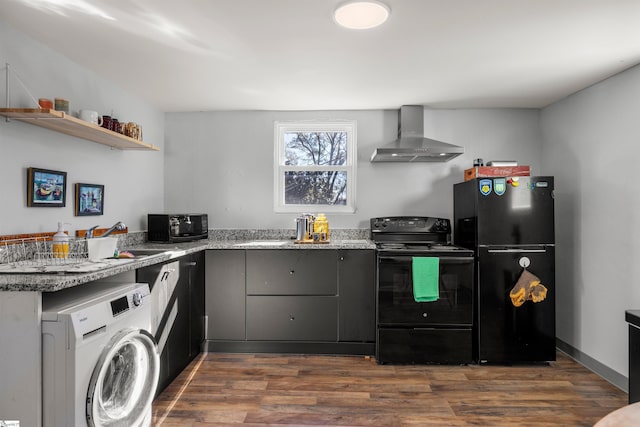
[147,214,208,243]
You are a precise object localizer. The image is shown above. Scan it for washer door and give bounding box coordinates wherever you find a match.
[86,328,160,427]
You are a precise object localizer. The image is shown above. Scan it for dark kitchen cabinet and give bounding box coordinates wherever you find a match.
[137,252,205,394]
[338,249,375,342]
[246,250,338,342]
[246,250,337,295]
[205,250,246,340]
[247,296,338,341]
[205,248,375,354]
[626,310,640,403]
[187,251,205,358]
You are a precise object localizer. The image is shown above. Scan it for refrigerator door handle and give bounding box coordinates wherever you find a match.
[487,249,547,253]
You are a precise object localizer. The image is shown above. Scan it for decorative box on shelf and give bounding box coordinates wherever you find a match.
[464,166,530,181]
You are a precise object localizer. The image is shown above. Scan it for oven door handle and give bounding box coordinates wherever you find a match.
[487,249,547,253]
[378,256,473,263]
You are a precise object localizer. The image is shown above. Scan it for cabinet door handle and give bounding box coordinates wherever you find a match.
[339,256,344,261]
[184,262,197,267]
[289,270,295,275]
[289,315,295,321]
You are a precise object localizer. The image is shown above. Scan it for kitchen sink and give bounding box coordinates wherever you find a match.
[233,241,289,247]
[0,248,177,274]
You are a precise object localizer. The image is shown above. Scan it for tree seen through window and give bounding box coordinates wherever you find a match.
[284,131,348,205]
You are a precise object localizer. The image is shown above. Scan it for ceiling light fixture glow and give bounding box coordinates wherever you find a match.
[19,0,115,20]
[334,1,390,30]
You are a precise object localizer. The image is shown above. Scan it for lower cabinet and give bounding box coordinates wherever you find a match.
[205,250,246,340]
[137,251,205,395]
[630,323,640,403]
[247,296,338,341]
[338,249,376,343]
[205,248,375,354]
[627,311,640,404]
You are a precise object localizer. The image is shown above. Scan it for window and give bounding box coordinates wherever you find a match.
[274,121,356,213]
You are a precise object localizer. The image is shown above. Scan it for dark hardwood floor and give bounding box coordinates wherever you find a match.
[152,351,627,426]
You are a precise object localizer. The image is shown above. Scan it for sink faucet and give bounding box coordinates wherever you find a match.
[86,225,99,239]
[86,221,126,239]
[103,221,126,237]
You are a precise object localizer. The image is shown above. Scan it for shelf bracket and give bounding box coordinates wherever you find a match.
[3,63,40,122]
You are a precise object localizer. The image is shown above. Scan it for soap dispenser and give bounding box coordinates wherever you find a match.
[52,222,70,259]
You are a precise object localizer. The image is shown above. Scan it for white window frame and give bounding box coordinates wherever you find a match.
[274,120,357,213]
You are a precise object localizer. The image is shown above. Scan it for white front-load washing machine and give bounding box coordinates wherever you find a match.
[42,281,160,427]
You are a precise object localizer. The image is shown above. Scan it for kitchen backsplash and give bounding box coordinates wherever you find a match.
[208,228,369,241]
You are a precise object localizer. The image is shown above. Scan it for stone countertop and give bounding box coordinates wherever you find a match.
[207,238,375,250]
[0,238,375,292]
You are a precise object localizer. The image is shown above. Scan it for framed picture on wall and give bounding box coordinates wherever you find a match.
[27,167,67,207]
[75,183,104,216]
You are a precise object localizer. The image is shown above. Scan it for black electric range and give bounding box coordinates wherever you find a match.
[370,216,474,364]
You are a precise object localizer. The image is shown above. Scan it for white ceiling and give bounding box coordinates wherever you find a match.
[4,0,640,112]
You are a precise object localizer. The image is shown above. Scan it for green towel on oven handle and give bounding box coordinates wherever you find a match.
[412,257,439,302]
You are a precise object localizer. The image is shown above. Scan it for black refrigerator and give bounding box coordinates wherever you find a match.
[454,176,555,363]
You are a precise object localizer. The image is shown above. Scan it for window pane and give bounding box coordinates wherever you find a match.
[284,132,347,166]
[284,171,347,205]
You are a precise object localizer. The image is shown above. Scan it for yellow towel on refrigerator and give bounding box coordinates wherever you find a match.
[412,257,439,302]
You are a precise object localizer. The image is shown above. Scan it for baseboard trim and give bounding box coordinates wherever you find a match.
[556,338,628,393]
[205,340,375,356]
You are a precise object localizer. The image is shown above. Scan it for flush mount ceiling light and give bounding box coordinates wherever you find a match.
[334,1,390,30]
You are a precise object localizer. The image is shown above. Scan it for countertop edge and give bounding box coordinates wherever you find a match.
[0,239,375,291]
[626,310,640,328]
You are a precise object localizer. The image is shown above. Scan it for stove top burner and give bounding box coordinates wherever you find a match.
[370,216,473,255]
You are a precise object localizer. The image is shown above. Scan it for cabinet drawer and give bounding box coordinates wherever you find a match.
[247,296,337,341]
[377,328,473,364]
[246,250,337,295]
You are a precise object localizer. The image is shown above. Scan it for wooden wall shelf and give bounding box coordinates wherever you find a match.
[0,108,160,151]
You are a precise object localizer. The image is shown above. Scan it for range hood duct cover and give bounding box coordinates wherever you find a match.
[370,106,464,162]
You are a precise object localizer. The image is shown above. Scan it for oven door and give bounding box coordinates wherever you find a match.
[377,254,473,326]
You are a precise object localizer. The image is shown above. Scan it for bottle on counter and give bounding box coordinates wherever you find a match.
[52,222,70,259]
[313,213,330,242]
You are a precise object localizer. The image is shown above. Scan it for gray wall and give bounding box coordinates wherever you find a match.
[6,6,636,391]
[164,108,542,229]
[0,19,165,236]
[541,63,640,379]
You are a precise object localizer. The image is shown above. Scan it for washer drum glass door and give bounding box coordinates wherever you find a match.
[86,328,160,427]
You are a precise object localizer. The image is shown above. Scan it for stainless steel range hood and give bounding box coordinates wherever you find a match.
[370,106,464,162]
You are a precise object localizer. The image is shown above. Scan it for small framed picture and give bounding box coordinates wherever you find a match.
[27,167,67,207]
[75,183,104,216]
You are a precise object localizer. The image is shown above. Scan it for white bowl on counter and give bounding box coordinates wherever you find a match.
[87,237,118,261]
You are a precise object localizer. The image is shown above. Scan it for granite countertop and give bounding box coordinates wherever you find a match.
[0,236,375,292]
[207,238,375,250]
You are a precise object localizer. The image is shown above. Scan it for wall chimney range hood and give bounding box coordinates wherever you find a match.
[370,105,464,162]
